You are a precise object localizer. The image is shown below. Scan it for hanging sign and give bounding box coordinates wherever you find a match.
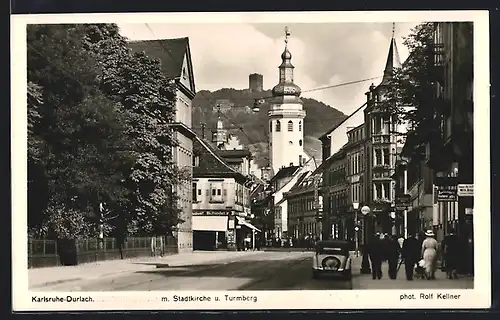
[457,184,474,197]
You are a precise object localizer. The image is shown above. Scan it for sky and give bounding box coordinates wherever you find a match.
[118,22,421,116]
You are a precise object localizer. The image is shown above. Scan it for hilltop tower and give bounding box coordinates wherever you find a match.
[268,27,307,174]
[249,73,264,92]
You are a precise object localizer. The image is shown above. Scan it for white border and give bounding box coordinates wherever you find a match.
[11,11,491,311]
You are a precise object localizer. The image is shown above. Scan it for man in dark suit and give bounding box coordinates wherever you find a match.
[368,233,383,280]
[402,234,420,280]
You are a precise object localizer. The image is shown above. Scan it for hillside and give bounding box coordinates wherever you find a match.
[192,88,347,167]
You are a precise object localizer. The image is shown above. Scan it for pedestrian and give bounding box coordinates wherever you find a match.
[442,230,459,279]
[402,233,420,281]
[387,234,401,280]
[368,233,383,280]
[421,230,438,280]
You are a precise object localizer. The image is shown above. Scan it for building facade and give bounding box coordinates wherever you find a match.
[192,136,257,251]
[268,30,309,174]
[429,22,474,249]
[321,147,348,240]
[345,124,367,243]
[129,37,197,252]
[286,170,322,241]
[363,36,406,235]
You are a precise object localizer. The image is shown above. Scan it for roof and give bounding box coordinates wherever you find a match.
[286,171,317,196]
[270,166,300,183]
[217,149,252,158]
[321,143,348,166]
[318,102,367,140]
[128,37,196,93]
[193,136,247,183]
[379,37,402,86]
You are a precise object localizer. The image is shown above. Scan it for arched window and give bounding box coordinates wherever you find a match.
[269,121,272,132]
[288,120,293,132]
[299,139,303,146]
[276,120,281,132]
[298,121,302,131]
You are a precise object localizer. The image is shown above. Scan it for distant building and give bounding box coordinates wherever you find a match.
[321,146,348,240]
[129,37,196,252]
[249,73,264,92]
[191,136,257,251]
[345,124,367,242]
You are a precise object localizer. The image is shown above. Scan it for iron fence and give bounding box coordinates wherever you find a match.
[28,236,178,269]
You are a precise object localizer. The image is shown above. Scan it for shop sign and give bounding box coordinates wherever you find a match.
[437,187,458,202]
[458,184,474,197]
[395,194,411,210]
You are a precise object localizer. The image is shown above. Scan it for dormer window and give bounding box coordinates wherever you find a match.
[193,156,200,167]
[182,67,187,80]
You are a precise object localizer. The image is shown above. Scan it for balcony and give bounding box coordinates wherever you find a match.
[373,171,393,181]
[372,164,391,172]
[372,134,392,145]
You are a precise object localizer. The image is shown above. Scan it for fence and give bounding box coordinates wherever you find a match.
[28,236,178,269]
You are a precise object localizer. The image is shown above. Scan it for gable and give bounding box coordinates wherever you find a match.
[179,53,195,94]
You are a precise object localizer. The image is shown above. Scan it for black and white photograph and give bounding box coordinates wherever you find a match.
[12,11,490,310]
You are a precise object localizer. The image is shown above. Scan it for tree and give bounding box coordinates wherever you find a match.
[383,22,439,157]
[27,24,133,239]
[82,24,189,236]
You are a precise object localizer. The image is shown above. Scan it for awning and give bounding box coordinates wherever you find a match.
[236,216,261,232]
[192,216,228,232]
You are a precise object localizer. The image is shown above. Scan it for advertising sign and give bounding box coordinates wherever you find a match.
[457,184,474,197]
[395,194,411,210]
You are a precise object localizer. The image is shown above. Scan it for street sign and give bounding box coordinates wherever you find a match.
[457,184,474,197]
[395,194,411,210]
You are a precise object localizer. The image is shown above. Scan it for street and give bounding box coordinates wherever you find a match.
[31,251,352,291]
[30,250,473,292]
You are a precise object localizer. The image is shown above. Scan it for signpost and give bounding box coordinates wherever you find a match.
[395,194,411,211]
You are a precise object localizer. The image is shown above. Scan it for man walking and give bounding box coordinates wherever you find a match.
[387,234,401,280]
[442,230,459,279]
[368,233,383,280]
[402,234,420,280]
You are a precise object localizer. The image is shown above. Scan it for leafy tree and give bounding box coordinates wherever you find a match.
[27,24,133,239]
[82,24,188,236]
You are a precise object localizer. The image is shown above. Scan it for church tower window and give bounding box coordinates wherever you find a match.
[298,121,302,131]
[276,120,281,132]
[288,120,293,132]
[299,139,302,146]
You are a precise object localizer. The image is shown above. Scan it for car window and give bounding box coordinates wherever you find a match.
[318,247,347,255]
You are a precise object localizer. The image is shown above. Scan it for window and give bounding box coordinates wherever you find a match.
[299,139,302,146]
[288,120,293,132]
[298,121,302,131]
[383,148,390,166]
[192,156,200,167]
[192,183,197,202]
[276,120,281,132]
[269,121,272,132]
[383,182,391,200]
[182,67,187,79]
[375,183,382,200]
[375,149,382,166]
[299,155,302,165]
[209,182,224,202]
[373,117,382,134]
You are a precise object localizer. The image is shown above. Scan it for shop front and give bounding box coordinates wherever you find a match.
[192,215,229,251]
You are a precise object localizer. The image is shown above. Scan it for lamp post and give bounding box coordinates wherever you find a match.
[250,213,256,250]
[352,202,359,257]
[360,205,372,274]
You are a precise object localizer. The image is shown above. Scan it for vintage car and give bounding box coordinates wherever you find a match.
[312,240,352,280]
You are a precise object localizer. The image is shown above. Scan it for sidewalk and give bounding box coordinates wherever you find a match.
[28,250,262,289]
[351,258,474,290]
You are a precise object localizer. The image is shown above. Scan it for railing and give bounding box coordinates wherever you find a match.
[372,134,392,144]
[28,236,179,269]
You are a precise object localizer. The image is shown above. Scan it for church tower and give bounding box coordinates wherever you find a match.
[268,27,307,174]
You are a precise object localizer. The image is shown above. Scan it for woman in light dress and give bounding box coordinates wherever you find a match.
[421,230,438,280]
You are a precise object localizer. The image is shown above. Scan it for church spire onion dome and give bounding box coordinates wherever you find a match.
[272,26,302,97]
[380,23,402,86]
